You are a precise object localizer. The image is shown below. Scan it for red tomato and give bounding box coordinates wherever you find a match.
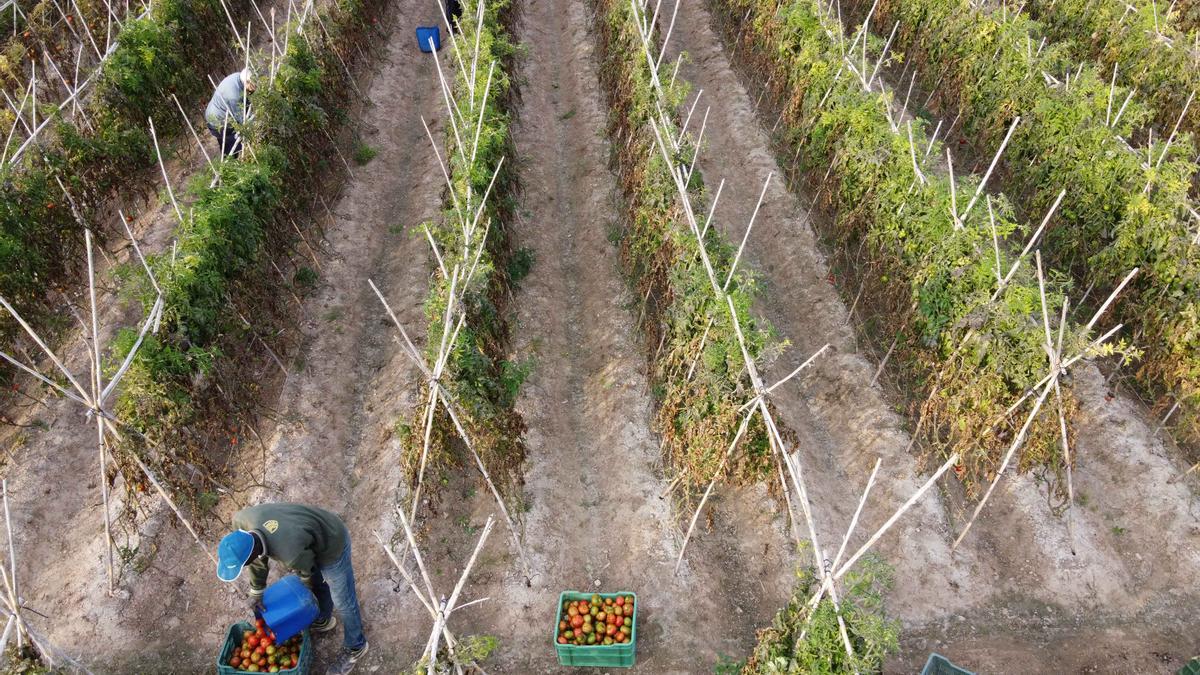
[615,597,624,607]
[230,656,241,667]
[557,636,567,644]
[290,656,299,668]
[247,635,259,648]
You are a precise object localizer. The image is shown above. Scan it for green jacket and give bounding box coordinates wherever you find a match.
[232,503,349,594]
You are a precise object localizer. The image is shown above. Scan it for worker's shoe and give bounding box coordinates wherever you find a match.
[326,642,368,675]
[311,615,337,633]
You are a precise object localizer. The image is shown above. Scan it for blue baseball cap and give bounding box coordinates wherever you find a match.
[217,530,255,582]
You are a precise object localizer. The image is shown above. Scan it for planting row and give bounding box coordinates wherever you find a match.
[403,0,528,493]
[845,0,1200,447]
[111,0,381,509]
[1023,0,1200,181]
[594,0,777,490]
[0,0,249,384]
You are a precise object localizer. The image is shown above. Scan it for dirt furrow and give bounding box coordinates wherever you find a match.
[668,1,1200,672]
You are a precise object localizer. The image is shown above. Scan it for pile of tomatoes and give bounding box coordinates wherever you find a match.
[557,594,634,646]
[226,618,302,672]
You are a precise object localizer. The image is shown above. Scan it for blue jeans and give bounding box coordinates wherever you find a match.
[207,124,242,158]
[313,541,367,650]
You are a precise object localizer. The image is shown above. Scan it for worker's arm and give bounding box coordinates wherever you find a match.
[246,555,270,597]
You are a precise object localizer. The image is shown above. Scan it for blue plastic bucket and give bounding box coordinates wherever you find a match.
[417,26,441,52]
[261,575,319,644]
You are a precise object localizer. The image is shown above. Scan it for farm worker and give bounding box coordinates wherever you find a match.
[446,0,462,31]
[204,68,256,158]
[217,503,370,675]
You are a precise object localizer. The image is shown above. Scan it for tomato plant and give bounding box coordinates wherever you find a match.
[401,0,528,495]
[717,0,1109,492]
[108,0,383,508]
[844,0,1200,447]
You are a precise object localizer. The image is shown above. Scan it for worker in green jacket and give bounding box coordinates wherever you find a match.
[218,503,369,675]
[204,68,255,157]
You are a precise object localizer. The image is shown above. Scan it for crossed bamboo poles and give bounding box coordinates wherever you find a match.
[639,0,1137,659]
[0,480,94,672]
[0,223,216,598]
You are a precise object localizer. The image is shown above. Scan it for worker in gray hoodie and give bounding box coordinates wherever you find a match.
[205,68,256,157]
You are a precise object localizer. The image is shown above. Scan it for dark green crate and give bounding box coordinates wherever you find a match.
[1178,657,1200,675]
[921,653,974,675]
[552,591,638,668]
[217,621,313,675]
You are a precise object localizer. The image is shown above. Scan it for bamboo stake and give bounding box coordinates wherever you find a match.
[85,230,116,594]
[148,117,184,225]
[960,116,1020,220]
[798,456,881,641]
[1,481,21,650]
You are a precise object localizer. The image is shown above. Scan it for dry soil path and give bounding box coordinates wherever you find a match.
[668,1,1200,672]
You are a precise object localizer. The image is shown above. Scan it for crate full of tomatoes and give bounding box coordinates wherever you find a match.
[217,617,312,674]
[553,592,637,668]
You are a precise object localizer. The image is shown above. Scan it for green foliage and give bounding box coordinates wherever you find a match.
[595,0,782,487]
[594,0,781,488]
[406,634,498,673]
[718,0,1102,490]
[0,0,242,385]
[404,0,527,490]
[294,265,319,291]
[507,246,534,282]
[3,643,49,674]
[352,141,378,165]
[852,0,1200,446]
[1025,0,1200,174]
[744,556,899,674]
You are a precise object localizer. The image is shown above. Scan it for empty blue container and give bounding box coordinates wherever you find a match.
[417,26,441,52]
[261,575,319,643]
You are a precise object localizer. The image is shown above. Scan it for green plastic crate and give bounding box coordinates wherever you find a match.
[216,621,313,675]
[552,591,638,668]
[1178,658,1200,675]
[921,653,974,675]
